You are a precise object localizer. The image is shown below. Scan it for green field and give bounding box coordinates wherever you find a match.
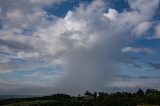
[2,100,56,106]
[3,101,160,106]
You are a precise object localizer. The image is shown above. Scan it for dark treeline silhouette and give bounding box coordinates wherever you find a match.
[1,88,160,106]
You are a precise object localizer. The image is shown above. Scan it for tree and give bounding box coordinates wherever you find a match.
[93,92,97,97]
[84,91,92,96]
[145,89,158,95]
[136,88,144,97]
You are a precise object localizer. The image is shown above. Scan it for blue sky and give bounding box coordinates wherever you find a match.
[0,0,160,95]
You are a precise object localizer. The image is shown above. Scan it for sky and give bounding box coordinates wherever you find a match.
[0,0,160,95]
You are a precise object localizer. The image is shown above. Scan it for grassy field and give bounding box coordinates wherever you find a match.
[2,100,56,106]
[3,102,160,106]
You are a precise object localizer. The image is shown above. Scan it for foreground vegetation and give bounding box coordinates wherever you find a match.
[1,89,160,106]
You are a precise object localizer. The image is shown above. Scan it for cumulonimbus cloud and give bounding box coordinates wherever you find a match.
[0,0,159,95]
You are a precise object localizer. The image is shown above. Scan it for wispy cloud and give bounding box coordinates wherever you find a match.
[146,62,160,70]
[115,75,160,79]
[122,47,154,54]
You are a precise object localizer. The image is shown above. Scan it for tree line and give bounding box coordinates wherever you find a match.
[1,88,160,106]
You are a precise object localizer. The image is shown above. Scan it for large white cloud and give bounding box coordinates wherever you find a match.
[0,0,159,94]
